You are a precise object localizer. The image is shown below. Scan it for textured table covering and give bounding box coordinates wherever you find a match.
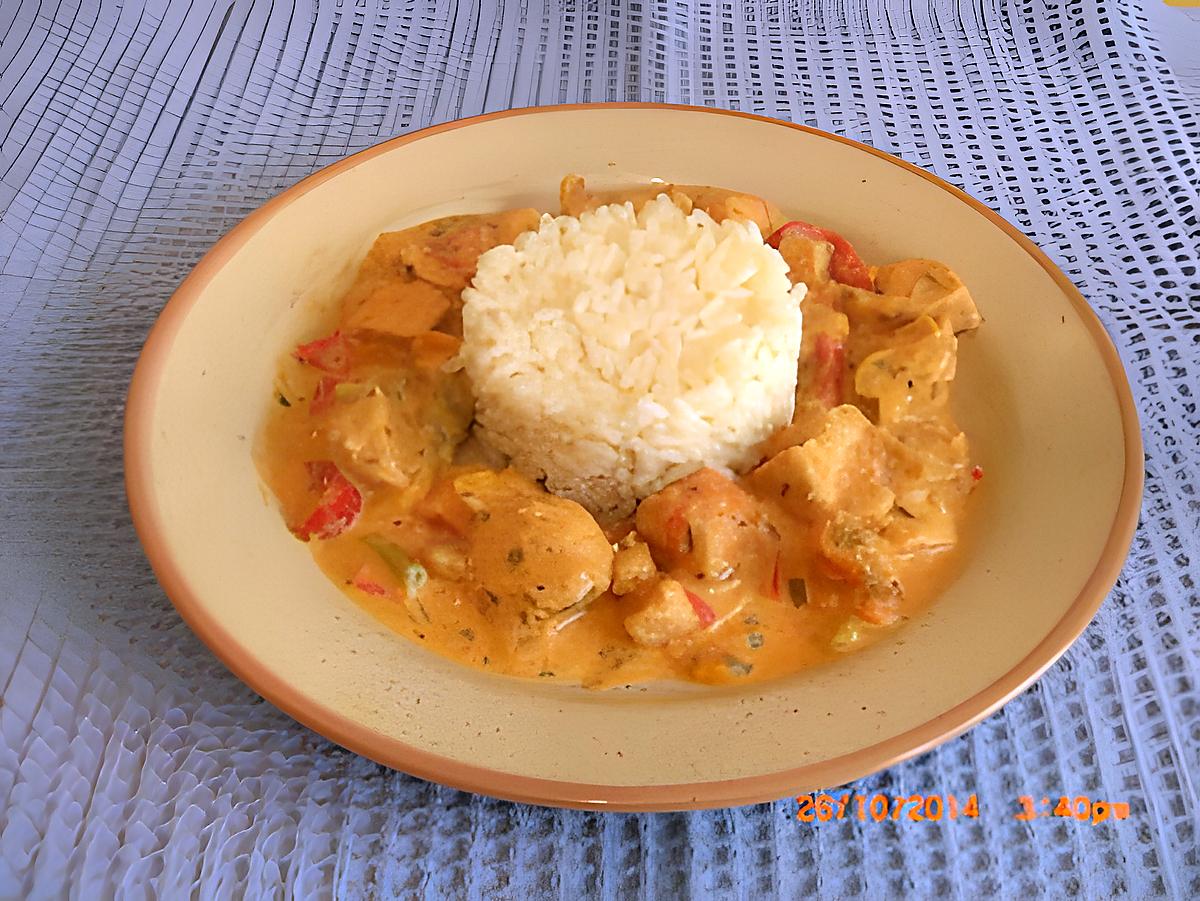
[1,0,1198,897]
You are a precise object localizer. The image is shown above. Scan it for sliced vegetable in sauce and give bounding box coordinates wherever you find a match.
[294,331,352,377]
[363,534,412,576]
[811,333,845,409]
[664,511,691,554]
[685,590,717,628]
[404,561,429,599]
[766,220,874,291]
[292,461,362,541]
[310,376,339,415]
[363,535,430,601]
[350,566,388,597]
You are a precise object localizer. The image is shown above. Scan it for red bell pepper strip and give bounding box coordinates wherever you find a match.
[768,553,782,601]
[766,220,874,291]
[293,461,362,541]
[350,567,388,596]
[811,333,845,409]
[685,590,717,628]
[309,376,340,415]
[294,331,351,377]
[664,510,691,555]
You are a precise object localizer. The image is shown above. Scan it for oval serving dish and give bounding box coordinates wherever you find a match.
[125,104,1142,811]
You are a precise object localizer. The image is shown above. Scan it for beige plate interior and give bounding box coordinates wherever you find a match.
[125,104,1142,811]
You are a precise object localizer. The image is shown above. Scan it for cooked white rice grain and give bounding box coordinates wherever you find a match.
[459,195,805,517]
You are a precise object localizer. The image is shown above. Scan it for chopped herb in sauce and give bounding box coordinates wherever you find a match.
[538,670,555,677]
[507,547,524,565]
[458,628,476,641]
[788,578,808,607]
[725,656,753,677]
[747,632,764,649]
[277,393,291,407]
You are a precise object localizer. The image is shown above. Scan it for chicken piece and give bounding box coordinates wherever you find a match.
[336,211,538,337]
[684,185,782,236]
[622,577,702,647]
[817,513,903,625]
[635,468,779,582]
[873,259,981,333]
[611,535,658,596]
[756,401,969,537]
[338,229,455,338]
[751,406,897,526]
[559,174,601,216]
[886,420,971,504]
[882,508,958,552]
[453,469,613,615]
[841,264,980,349]
[415,477,477,537]
[775,233,834,288]
[855,315,957,423]
[342,277,451,338]
[396,210,540,291]
[323,388,426,487]
[317,333,473,493]
[559,175,783,235]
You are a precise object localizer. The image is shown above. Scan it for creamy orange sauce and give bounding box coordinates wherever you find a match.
[256,180,982,688]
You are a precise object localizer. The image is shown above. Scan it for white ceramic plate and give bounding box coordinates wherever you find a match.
[126,105,1141,810]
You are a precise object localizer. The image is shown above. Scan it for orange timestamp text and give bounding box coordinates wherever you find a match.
[796,793,979,822]
[796,793,1133,824]
[1015,795,1131,824]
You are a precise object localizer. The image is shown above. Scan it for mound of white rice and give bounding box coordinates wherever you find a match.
[459,195,805,518]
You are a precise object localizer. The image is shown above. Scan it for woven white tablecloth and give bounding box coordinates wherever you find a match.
[1,1,1197,897]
